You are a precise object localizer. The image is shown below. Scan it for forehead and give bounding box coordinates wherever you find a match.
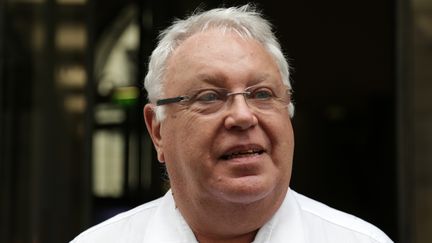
[163,29,281,92]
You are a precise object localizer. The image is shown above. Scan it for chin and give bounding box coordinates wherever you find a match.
[213,175,277,204]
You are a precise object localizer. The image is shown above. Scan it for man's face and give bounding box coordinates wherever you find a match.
[145,29,294,205]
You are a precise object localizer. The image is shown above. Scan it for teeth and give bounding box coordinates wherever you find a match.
[223,149,263,160]
[230,149,255,156]
[230,149,254,155]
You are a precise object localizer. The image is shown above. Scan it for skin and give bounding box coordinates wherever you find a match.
[144,29,294,243]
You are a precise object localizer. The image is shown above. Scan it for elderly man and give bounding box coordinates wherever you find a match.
[72,4,392,243]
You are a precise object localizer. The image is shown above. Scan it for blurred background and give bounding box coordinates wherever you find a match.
[0,0,431,242]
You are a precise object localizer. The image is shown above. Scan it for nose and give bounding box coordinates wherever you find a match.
[224,94,258,130]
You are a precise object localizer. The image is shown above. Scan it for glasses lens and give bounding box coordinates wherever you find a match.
[246,86,290,111]
[186,88,226,114]
[182,86,291,114]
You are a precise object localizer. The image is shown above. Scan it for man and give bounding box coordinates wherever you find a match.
[72,4,393,243]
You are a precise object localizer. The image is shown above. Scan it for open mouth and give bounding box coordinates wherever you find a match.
[220,148,265,160]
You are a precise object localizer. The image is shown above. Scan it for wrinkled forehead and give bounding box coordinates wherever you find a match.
[163,29,281,87]
[169,27,265,62]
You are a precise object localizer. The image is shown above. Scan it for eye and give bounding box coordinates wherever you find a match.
[195,90,222,103]
[250,88,274,100]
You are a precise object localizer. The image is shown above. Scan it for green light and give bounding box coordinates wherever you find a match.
[112,86,139,107]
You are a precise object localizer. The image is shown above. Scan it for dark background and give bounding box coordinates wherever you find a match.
[1,0,402,242]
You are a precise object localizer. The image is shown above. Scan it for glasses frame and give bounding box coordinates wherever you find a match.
[155,85,292,112]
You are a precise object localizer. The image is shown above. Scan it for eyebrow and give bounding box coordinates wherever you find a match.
[253,73,273,83]
[193,73,226,86]
[193,72,277,88]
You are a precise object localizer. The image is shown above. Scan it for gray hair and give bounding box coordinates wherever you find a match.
[144,4,294,120]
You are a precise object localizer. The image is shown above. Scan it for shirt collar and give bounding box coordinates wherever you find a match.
[142,188,307,243]
[253,188,307,243]
[142,190,198,243]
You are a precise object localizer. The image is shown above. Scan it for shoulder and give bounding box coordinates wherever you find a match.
[70,197,163,243]
[290,190,393,243]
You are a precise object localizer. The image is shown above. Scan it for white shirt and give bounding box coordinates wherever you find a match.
[71,189,393,243]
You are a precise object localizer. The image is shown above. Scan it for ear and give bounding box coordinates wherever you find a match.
[144,104,165,163]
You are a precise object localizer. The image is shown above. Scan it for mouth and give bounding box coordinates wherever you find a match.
[220,146,265,160]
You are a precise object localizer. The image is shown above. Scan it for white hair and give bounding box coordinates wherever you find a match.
[144,4,294,120]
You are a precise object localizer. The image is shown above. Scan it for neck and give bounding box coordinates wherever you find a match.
[194,230,258,243]
[172,187,288,243]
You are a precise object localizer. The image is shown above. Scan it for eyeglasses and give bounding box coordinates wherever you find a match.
[156,84,292,115]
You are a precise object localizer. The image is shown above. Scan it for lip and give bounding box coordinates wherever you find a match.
[219,144,266,161]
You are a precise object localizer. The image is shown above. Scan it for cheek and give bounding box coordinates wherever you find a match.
[266,118,294,186]
[265,111,292,135]
[163,114,221,189]
[162,112,218,164]
[262,114,294,157]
